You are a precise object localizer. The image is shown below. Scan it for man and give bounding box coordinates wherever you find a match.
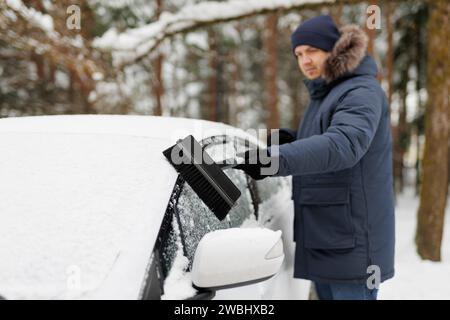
[236,15,395,300]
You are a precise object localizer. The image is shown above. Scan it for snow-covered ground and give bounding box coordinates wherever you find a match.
[379,188,450,300]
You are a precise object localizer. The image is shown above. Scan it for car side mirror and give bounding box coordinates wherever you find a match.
[191,228,284,290]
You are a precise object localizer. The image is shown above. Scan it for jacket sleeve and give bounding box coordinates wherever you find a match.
[270,87,383,176]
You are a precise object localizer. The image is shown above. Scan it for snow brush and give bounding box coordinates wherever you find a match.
[163,135,241,221]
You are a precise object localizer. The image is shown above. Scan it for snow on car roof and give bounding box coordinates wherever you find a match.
[0,115,258,299]
[0,114,257,144]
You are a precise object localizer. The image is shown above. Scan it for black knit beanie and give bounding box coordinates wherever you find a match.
[291,15,340,53]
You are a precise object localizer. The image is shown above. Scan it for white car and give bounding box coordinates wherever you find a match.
[0,115,310,300]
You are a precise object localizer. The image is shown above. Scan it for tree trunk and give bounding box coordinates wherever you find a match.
[153,54,164,116]
[397,89,408,192]
[228,48,240,126]
[153,0,164,116]
[365,3,376,57]
[415,0,450,261]
[207,28,218,122]
[216,52,226,124]
[263,12,279,130]
[365,1,382,82]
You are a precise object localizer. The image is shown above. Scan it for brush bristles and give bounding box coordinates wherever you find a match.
[178,164,231,220]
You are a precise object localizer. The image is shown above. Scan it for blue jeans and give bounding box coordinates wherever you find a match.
[314,281,378,300]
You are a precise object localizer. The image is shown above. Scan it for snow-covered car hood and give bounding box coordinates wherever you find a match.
[0,115,254,299]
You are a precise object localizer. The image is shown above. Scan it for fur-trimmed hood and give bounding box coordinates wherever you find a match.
[323,25,370,83]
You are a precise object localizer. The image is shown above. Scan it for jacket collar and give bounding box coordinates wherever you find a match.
[303,77,331,100]
[323,25,370,83]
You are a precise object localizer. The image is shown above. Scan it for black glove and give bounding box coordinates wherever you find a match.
[267,129,296,146]
[234,148,275,181]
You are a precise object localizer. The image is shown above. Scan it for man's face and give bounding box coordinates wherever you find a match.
[294,45,330,80]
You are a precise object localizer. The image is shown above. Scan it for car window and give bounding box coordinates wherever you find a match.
[176,182,231,267]
[223,167,255,228]
[175,138,256,266]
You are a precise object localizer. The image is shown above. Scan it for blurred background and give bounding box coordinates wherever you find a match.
[1,0,449,298]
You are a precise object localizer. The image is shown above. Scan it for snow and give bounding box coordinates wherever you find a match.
[379,188,450,300]
[93,0,334,66]
[162,252,197,300]
[6,0,54,33]
[92,72,104,81]
[0,115,258,299]
[5,0,21,11]
[203,227,281,245]
[162,216,198,300]
[221,24,241,44]
[185,32,209,51]
[0,115,259,147]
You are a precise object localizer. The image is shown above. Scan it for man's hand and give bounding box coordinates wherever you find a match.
[267,129,297,146]
[234,148,275,180]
